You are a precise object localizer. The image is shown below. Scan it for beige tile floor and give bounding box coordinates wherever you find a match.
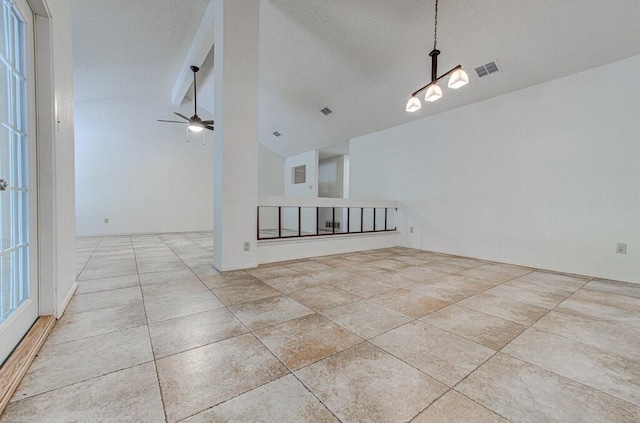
[2,232,640,422]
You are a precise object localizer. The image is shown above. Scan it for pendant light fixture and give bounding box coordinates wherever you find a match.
[406,0,469,112]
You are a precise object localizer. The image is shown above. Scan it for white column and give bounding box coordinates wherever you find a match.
[213,0,260,271]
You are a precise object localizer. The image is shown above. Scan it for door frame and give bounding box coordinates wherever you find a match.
[26,0,57,316]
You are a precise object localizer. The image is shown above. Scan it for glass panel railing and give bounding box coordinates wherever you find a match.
[257,206,279,239]
[317,207,333,235]
[257,205,398,240]
[281,207,299,237]
[386,207,397,231]
[300,207,317,236]
[362,208,375,232]
[347,207,361,233]
[375,208,387,231]
[334,207,348,234]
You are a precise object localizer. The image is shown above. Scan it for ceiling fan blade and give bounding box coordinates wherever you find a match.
[201,120,214,125]
[205,125,214,131]
[158,120,188,124]
[174,112,191,121]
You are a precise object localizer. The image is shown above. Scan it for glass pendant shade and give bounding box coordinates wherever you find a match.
[448,69,469,89]
[188,124,204,132]
[424,84,443,102]
[405,96,422,112]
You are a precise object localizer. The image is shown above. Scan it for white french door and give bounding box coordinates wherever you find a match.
[0,0,37,365]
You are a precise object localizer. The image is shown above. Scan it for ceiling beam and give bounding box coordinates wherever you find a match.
[171,0,216,105]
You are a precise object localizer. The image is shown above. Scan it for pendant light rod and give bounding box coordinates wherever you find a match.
[191,65,199,118]
[430,49,439,82]
[411,64,462,97]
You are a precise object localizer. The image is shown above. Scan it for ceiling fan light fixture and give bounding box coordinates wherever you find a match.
[188,124,204,133]
[406,96,422,112]
[448,68,469,89]
[424,84,443,102]
[159,65,214,132]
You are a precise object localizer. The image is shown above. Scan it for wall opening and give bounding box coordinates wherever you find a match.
[292,165,306,184]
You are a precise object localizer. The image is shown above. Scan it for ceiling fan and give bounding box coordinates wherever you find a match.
[158,65,214,132]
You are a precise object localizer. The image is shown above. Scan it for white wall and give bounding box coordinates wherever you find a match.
[284,149,318,197]
[75,92,214,236]
[258,144,284,195]
[351,55,640,284]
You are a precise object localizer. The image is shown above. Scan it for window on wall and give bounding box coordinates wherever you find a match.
[292,165,306,184]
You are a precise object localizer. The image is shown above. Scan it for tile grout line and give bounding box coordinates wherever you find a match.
[288,371,346,423]
[493,275,640,410]
[6,360,159,406]
[132,234,169,423]
[74,236,104,283]
[444,275,597,420]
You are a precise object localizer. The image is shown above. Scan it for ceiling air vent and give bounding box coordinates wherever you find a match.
[320,107,332,116]
[272,131,281,137]
[475,60,501,78]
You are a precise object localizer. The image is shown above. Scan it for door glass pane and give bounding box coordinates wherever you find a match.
[17,132,25,187]
[0,61,9,123]
[14,74,25,131]
[0,3,7,60]
[1,252,12,319]
[11,10,21,72]
[0,0,29,325]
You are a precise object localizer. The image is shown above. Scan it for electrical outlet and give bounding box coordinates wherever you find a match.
[244,241,250,252]
[616,243,627,254]
[409,226,414,233]
[104,218,109,224]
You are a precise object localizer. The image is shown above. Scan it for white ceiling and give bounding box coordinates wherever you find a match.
[72,0,209,102]
[72,0,640,157]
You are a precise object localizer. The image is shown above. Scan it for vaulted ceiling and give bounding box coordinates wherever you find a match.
[73,0,640,157]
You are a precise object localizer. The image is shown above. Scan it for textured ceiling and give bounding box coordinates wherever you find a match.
[72,0,640,157]
[72,0,209,102]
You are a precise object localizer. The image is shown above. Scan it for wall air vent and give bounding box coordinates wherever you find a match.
[272,131,282,137]
[320,107,332,116]
[475,60,501,78]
